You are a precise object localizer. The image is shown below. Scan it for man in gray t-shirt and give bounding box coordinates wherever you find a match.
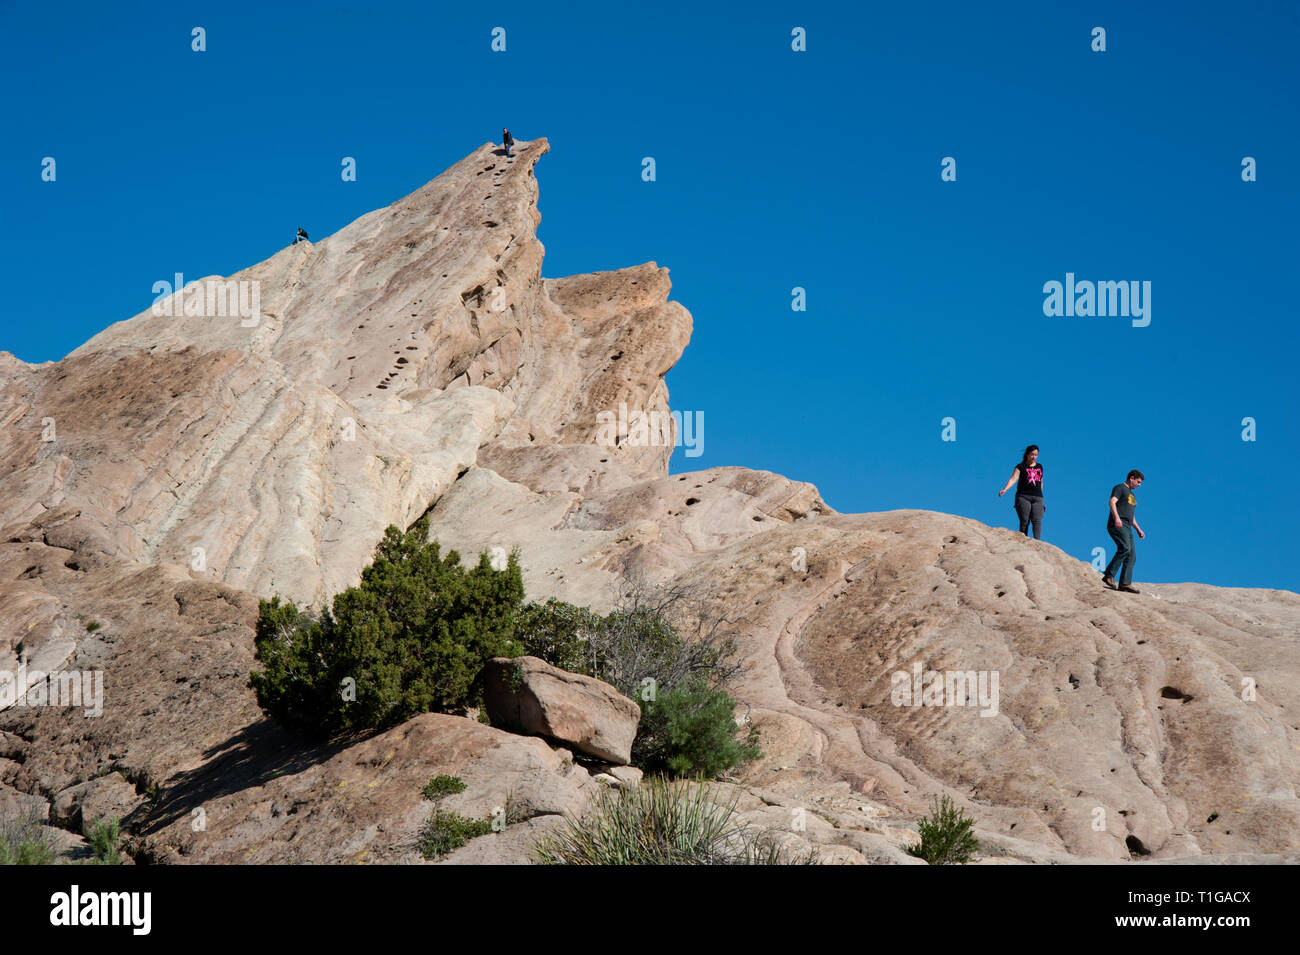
[1102,470,1145,593]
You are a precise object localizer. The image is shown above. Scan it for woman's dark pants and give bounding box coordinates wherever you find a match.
[1015,495,1044,538]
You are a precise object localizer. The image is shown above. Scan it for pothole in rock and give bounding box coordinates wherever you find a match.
[1125,835,1151,856]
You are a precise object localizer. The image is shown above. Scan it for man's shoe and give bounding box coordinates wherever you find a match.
[1101,574,1115,588]
[1118,584,1140,594]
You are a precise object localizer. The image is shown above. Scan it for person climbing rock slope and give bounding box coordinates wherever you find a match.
[1102,470,1146,593]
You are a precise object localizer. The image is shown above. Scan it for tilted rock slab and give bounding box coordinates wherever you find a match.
[0,137,686,617]
[484,656,640,765]
[2,138,1297,864]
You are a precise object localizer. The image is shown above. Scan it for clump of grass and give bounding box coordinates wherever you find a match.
[0,809,57,865]
[907,795,979,865]
[85,621,102,632]
[85,817,123,865]
[423,774,467,799]
[533,776,818,865]
[418,810,491,860]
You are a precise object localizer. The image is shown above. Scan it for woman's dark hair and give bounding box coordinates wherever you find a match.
[1021,445,1039,467]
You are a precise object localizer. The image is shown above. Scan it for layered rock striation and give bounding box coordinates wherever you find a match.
[1,138,1296,863]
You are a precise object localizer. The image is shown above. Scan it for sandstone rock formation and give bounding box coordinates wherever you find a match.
[1,137,1297,864]
[483,656,640,764]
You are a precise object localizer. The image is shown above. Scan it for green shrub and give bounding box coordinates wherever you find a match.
[418,809,492,860]
[533,776,816,865]
[591,605,739,701]
[513,599,600,675]
[634,675,761,777]
[0,810,57,865]
[423,775,466,799]
[512,583,744,704]
[85,621,101,632]
[512,597,714,693]
[1,837,55,865]
[85,817,123,865]
[505,660,526,694]
[249,515,525,737]
[907,795,979,865]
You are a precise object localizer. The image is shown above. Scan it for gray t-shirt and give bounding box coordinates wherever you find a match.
[1110,483,1137,523]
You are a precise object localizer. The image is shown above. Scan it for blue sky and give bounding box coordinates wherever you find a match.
[2,1,1297,590]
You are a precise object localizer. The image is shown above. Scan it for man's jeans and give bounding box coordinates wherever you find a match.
[505,143,512,157]
[1105,521,1136,585]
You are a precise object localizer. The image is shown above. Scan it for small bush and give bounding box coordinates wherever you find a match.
[85,621,101,632]
[513,599,600,675]
[533,776,816,865]
[249,515,525,738]
[423,775,466,799]
[635,675,761,778]
[513,583,746,705]
[505,660,526,694]
[0,810,57,865]
[418,809,491,860]
[591,606,739,701]
[85,817,123,865]
[907,795,979,865]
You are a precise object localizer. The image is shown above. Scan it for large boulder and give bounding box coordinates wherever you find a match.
[484,656,641,765]
[53,772,146,830]
[0,781,48,821]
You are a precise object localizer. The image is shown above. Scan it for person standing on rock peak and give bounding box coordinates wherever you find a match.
[1102,470,1146,593]
[998,445,1045,539]
[502,128,514,158]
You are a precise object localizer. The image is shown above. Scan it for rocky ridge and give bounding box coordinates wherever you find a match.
[1,138,1297,864]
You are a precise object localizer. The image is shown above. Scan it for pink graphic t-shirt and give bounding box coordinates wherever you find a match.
[1015,462,1044,498]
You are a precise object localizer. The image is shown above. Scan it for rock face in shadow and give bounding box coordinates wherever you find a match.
[1,138,1297,864]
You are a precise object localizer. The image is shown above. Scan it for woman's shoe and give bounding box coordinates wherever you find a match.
[1118,584,1140,594]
